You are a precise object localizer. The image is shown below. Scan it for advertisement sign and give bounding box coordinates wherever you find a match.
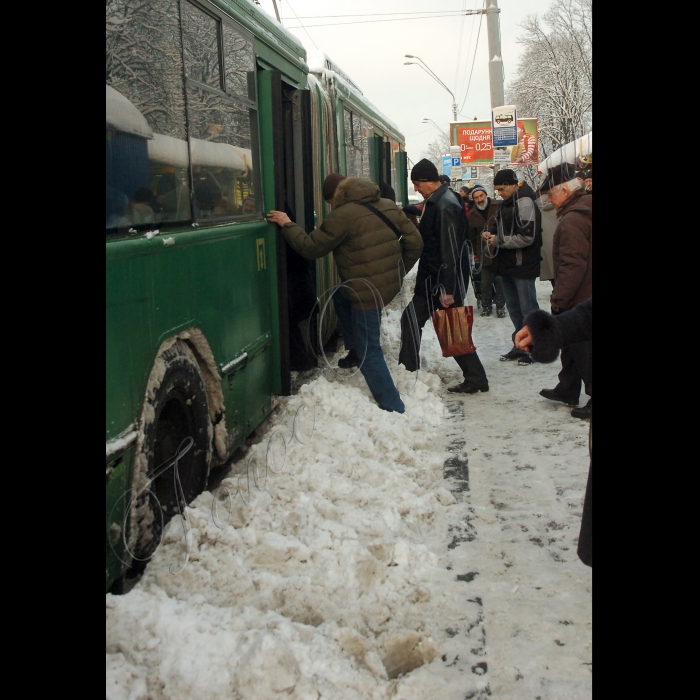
[442,155,451,176]
[508,117,539,166]
[452,118,539,167]
[452,120,494,166]
[492,105,518,147]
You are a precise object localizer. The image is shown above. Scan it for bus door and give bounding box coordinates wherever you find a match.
[375,136,393,195]
[266,71,316,395]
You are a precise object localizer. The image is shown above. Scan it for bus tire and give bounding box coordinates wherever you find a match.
[132,340,212,567]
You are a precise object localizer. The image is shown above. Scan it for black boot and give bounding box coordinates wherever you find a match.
[540,388,579,406]
[338,349,359,368]
[571,399,592,420]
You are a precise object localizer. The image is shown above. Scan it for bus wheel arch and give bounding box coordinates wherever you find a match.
[128,331,224,568]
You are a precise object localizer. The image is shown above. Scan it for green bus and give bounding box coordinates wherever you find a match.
[106,0,409,591]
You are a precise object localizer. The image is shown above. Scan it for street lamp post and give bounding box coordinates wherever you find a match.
[404,55,457,122]
[422,118,449,140]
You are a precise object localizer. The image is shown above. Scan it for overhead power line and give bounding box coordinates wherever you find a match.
[457,5,484,115]
[283,13,470,28]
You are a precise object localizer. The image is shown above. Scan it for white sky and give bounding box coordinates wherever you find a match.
[254,0,554,166]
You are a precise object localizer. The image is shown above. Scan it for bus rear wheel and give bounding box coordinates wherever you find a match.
[132,340,212,569]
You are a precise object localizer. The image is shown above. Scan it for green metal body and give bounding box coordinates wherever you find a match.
[106,0,407,590]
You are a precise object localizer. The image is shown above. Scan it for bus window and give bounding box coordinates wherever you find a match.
[223,24,256,101]
[182,1,261,220]
[181,0,222,90]
[106,0,190,233]
[344,108,358,179]
[360,117,373,180]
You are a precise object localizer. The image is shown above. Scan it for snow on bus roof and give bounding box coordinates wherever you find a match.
[306,50,363,95]
[148,134,189,169]
[538,132,592,175]
[190,138,251,172]
[106,85,153,139]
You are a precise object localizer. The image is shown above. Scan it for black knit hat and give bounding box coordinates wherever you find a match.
[539,162,577,194]
[493,168,518,186]
[322,173,346,201]
[410,158,440,182]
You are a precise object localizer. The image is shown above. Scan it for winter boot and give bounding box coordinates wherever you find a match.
[517,355,533,365]
[338,349,359,369]
[571,399,592,420]
[448,381,489,394]
[496,306,507,318]
[500,347,521,361]
[480,306,492,317]
[540,388,579,406]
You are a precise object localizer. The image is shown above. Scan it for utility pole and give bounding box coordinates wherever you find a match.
[465,1,504,110]
[485,1,504,109]
[271,0,281,23]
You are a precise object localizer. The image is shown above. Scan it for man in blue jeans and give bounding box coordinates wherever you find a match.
[268,174,423,413]
[484,169,542,365]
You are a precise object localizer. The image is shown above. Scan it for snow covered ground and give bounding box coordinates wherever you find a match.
[106,275,592,700]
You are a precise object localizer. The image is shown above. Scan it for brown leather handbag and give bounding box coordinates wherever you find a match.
[431,305,476,356]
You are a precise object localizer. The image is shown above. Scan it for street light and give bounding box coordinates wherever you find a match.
[404,55,457,122]
[422,118,449,140]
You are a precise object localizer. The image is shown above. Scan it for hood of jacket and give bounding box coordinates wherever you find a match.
[557,189,591,220]
[333,177,380,207]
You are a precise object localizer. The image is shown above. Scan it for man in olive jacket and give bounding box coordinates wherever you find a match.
[399,159,489,394]
[467,185,505,317]
[538,162,592,419]
[267,175,423,413]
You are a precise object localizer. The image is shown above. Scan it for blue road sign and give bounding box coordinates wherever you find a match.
[442,156,451,176]
[492,105,518,147]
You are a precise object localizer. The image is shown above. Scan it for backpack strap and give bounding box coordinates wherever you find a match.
[360,202,403,241]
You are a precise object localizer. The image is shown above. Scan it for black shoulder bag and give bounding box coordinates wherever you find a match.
[360,203,403,242]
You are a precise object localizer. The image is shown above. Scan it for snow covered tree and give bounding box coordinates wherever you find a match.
[421,134,451,171]
[506,0,592,160]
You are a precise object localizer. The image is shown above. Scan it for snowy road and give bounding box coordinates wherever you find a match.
[106,278,592,700]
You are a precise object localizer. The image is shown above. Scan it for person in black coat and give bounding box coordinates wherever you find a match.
[514,297,592,567]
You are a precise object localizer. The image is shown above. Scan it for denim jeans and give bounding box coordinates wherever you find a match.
[479,266,505,309]
[500,276,539,348]
[334,294,405,413]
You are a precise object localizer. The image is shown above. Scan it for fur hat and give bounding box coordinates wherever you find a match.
[539,163,577,194]
[493,169,518,186]
[522,309,561,363]
[322,173,346,202]
[410,158,440,182]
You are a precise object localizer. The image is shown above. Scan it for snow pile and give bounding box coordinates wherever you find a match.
[106,351,477,698]
[107,276,592,699]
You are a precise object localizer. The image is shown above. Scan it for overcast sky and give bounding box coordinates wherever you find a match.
[254,0,554,166]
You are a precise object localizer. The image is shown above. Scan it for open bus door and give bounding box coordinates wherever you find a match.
[262,70,316,396]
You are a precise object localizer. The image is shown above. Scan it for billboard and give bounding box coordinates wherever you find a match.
[508,118,539,166]
[452,120,493,166]
[451,118,539,166]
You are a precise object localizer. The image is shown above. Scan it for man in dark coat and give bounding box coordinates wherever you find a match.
[267,174,423,413]
[484,169,543,365]
[399,159,489,394]
[538,162,592,419]
[467,184,505,317]
[515,297,592,567]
